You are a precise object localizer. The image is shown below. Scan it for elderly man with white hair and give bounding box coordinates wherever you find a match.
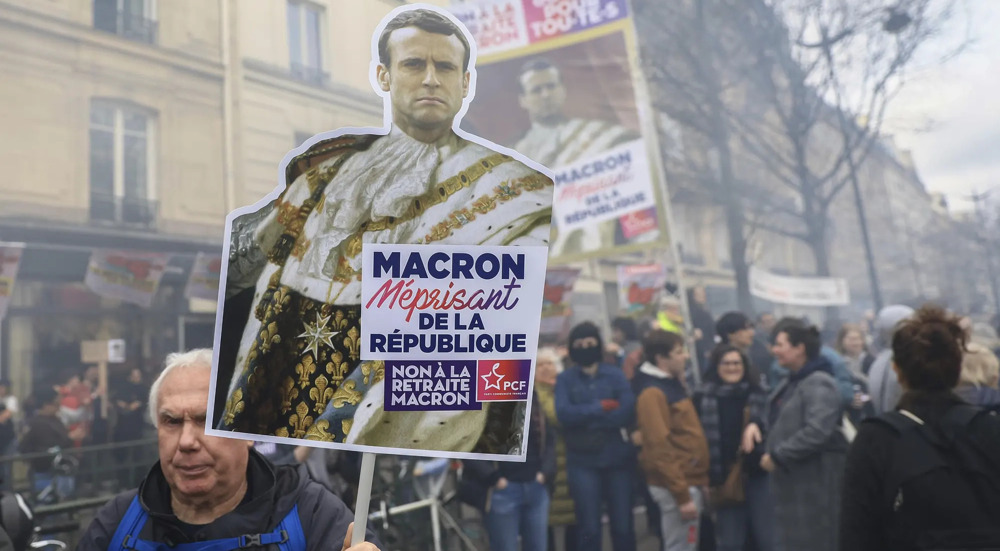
[78,349,380,551]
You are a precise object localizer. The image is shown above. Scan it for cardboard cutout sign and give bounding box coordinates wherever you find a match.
[207,4,553,461]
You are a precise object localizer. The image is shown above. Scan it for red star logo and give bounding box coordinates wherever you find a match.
[480,362,504,391]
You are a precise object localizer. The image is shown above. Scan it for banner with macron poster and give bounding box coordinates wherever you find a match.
[451,0,668,264]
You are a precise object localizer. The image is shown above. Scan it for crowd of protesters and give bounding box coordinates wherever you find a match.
[3,294,1000,549]
[2,365,156,501]
[461,292,1000,551]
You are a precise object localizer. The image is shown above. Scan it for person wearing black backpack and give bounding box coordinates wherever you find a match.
[840,306,1000,551]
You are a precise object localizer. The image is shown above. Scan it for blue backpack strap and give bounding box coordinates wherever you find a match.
[277,505,305,551]
[114,503,304,551]
[108,496,149,551]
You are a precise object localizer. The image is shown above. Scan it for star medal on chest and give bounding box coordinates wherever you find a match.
[298,311,340,360]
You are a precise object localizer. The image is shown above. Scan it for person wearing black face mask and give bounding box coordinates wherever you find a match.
[555,322,637,551]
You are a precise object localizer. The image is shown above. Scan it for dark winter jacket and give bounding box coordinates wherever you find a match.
[76,449,378,550]
[555,364,635,469]
[459,393,557,511]
[840,391,1000,551]
[20,413,73,472]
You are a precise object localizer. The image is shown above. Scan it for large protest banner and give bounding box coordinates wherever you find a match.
[0,244,23,321]
[540,266,581,337]
[84,250,170,308]
[184,252,222,301]
[450,0,668,264]
[749,266,851,307]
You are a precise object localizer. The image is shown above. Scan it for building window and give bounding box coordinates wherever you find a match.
[89,101,157,226]
[287,1,326,86]
[93,0,158,44]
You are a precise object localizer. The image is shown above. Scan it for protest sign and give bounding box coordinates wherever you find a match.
[451,0,668,263]
[617,263,666,314]
[184,252,222,301]
[540,266,581,336]
[0,244,23,321]
[84,250,170,308]
[553,139,655,232]
[207,4,554,462]
[361,244,547,413]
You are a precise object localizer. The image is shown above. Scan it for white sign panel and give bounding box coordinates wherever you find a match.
[108,339,126,364]
[551,139,656,232]
[361,244,548,362]
[749,266,850,307]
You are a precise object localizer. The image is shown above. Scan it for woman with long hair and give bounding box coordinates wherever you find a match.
[696,345,773,551]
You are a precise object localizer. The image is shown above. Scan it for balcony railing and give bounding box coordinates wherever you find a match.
[90,192,158,228]
[93,0,158,45]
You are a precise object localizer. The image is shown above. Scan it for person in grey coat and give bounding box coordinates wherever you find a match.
[867,305,915,414]
[760,320,848,551]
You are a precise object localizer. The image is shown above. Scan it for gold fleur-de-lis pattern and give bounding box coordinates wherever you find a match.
[280,377,299,414]
[309,375,335,414]
[295,354,316,389]
[223,389,244,426]
[288,401,314,439]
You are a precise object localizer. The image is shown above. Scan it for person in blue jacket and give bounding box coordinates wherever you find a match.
[555,322,637,551]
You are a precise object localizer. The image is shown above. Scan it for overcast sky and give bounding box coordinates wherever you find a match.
[884,1,999,213]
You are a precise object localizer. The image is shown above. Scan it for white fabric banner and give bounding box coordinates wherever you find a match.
[184,252,222,301]
[749,266,850,307]
[85,250,170,308]
[0,243,24,321]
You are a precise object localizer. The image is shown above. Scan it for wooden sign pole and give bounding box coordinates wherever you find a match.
[98,359,109,419]
[351,452,377,546]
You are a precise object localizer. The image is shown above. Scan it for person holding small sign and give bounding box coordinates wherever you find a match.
[555,322,637,551]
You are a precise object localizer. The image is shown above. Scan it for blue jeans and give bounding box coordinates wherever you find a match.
[486,480,550,551]
[715,474,775,551]
[567,465,636,551]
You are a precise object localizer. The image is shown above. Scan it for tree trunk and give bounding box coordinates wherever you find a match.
[697,0,755,315]
[718,144,755,315]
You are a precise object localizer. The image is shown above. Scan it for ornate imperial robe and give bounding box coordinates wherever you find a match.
[219,128,552,454]
[514,118,638,258]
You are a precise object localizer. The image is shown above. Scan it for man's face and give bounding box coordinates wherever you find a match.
[759,314,776,332]
[730,326,755,350]
[518,68,566,125]
[157,366,251,502]
[659,344,690,378]
[772,332,806,370]
[377,27,469,140]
